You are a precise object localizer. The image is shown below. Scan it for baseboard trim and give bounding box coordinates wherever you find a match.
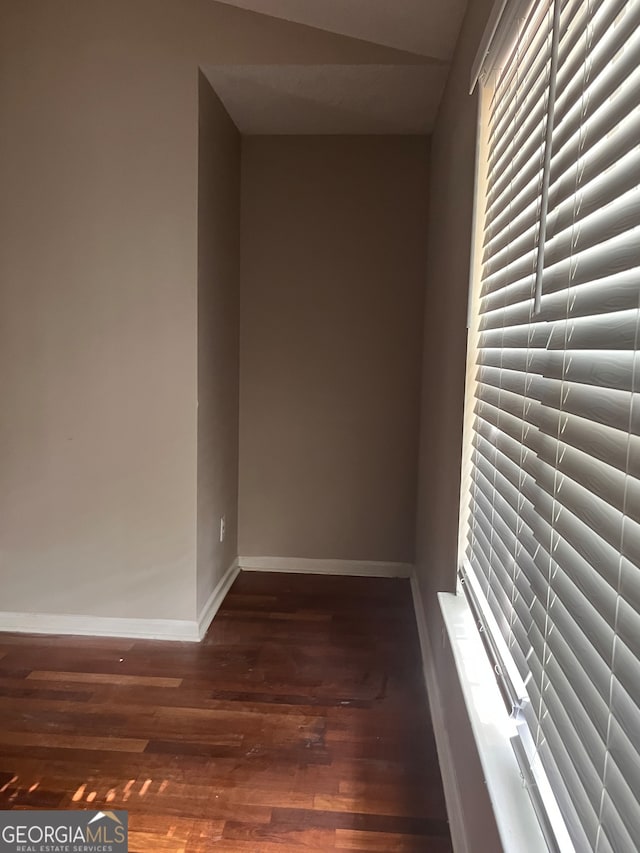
[410,571,469,853]
[0,557,410,641]
[237,556,412,578]
[197,558,240,639]
[0,611,200,642]
[0,559,242,644]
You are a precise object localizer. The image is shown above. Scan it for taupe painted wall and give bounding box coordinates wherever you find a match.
[415,2,491,610]
[415,0,504,849]
[196,74,240,614]
[0,3,199,621]
[0,1,416,622]
[239,136,429,563]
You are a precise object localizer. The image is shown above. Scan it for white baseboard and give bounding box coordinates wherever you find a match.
[237,556,412,578]
[0,611,200,642]
[0,558,243,644]
[0,557,411,642]
[410,571,469,853]
[197,558,240,639]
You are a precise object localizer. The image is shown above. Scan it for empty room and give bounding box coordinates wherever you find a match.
[1,1,638,852]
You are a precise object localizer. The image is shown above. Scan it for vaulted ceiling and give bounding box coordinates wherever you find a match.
[204,0,468,134]
[214,0,468,60]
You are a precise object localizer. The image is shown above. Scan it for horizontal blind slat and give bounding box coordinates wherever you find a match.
[464,0,640,847]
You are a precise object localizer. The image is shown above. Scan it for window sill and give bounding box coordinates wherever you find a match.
[438,591,548,853]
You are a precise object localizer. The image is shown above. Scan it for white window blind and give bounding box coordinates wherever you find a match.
[462,0,640,850]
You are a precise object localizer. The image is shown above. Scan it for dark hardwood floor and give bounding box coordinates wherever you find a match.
[0,572,451,852]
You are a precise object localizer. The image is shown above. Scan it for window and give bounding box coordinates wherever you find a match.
[461,0,640,850]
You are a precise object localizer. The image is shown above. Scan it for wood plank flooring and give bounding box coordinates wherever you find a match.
[0,572,451,852]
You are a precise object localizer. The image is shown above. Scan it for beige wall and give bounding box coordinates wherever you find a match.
[196,74,241,614]
[0,4,199,621]
[415,0,504,849]
[0,0,415,623]
[239,136,429,563]
[415,2,490,610]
